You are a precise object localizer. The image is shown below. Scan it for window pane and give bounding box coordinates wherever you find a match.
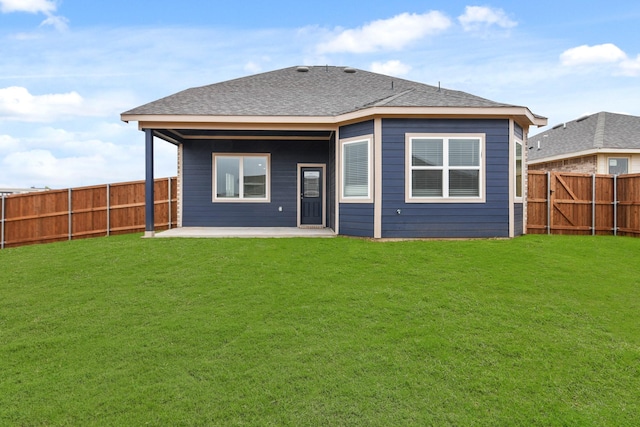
[412,170,442,197]
[449,139,479,167]
[608,158,628,175]
[243,156,267,198]
[344,141,369,197]
[304,171,320,198]
[515,142,522,198]
[412,139,443,166]
[449,170,479,197]
[216,157,240,198]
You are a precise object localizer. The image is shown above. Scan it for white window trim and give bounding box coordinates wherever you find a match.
[339,135,373,203]
[515,138,523,202]
[212,153,271,203]
[405,133,486,204]
[607,156,630,175]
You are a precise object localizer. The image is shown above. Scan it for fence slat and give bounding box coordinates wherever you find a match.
[0,177,178,249]
[527,171,640,237]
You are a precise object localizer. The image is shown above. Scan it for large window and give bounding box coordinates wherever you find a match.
[406,135,484,202]
[213,153,270,202]
[341,138,371,201]
[515,140,523,199]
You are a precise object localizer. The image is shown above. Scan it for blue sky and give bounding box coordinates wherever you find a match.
[1,0,639,188]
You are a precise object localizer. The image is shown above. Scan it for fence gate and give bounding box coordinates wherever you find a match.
[527,171,627,236]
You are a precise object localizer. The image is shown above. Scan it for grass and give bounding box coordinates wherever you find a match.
[1,234,639,426]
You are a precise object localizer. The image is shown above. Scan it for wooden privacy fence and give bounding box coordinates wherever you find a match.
[1,177,177,249]
[527,171,640,236]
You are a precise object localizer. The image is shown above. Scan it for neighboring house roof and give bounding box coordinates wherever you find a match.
[122,66,545,128]
[528,112,640,163]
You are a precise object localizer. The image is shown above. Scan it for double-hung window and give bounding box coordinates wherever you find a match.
[406,135,484,202]
[213,153,270,202]
[341,137,372,201]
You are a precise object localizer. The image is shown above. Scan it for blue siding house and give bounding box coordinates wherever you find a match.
[121,66,546,238]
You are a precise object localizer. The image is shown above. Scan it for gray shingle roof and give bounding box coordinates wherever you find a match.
[528,112,640,160]
[123,65,520,117]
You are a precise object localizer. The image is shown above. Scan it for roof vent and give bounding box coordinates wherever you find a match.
[343,67,357,73]
[296,66,310,72]
[552,123,565,130]
[576,114,590,122]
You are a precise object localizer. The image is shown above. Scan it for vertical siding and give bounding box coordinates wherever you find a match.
[381,118,511,238]
[182,139,331,227]
[337,120,375,237]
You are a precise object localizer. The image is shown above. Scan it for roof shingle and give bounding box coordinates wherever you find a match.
[123,65,519,117]
[528,112,640,160]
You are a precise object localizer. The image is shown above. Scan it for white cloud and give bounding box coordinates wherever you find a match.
[0,87,133,122]
[244,61,263,74]
[40,13,69,31]
[0,0,55,14]
[0,134,20,154]
[458,6,517,32]
[317,11,451,54]
[0,0,68,32]
[620,55,640,76]
[560,43,627,66]
[370,60,412,76]
[559,43,640,76]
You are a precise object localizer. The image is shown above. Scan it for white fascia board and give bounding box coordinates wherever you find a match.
[528,148,640,164]
[121,106,546,130]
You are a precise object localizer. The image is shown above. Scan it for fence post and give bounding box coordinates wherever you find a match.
[1,195,5,250]
[68,188,73,241]
[546,171,551,235]
[106,184,110,236]
[614,175,618,236]
[592,174,596,236]
[168,177,172,230]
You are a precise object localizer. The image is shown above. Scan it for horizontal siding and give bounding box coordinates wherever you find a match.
[514,203,523,236]
[515,123,524,140]
[182,139,331,227]
[339,120,374,139]
[381,118,511,238]
[339,204,374,237]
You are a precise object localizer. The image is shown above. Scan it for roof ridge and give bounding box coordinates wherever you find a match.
[594,111,606,148]
[372,88,416,107]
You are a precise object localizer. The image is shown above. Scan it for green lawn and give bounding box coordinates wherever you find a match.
[1,234,639,426]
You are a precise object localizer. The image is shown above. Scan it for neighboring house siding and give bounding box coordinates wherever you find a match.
[529,155,597,174]
[182,139,331,227]
[338,120,375,236]
[514,203,523,236]
[381,118,511,238]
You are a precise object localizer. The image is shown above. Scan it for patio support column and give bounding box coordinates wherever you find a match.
[144,128,155,237]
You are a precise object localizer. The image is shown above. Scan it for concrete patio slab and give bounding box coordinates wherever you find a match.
[154,227,336,238]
